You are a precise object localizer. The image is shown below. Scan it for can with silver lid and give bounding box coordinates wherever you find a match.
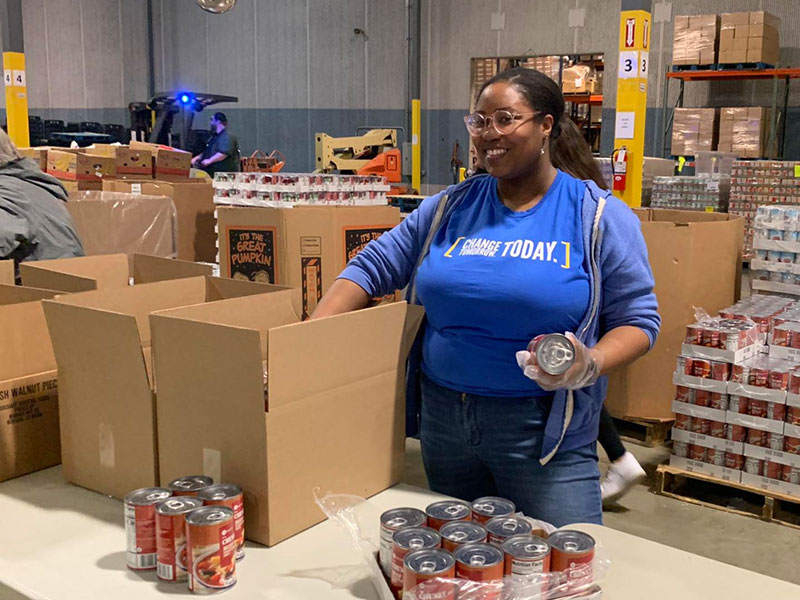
[486,516,533,546]
[471,496,515,525]
[502,534,551,575]
[185,506,237,593]
[549,530,595,582]
[168,475,214,497]
[379,507,427,577]
[156,497,204,582]
[198,484,245,561]
[390,527,441,595]
[425,500,472,531]
[440,520,488,553]
[454,542,505,589]
[530,333,575,376]
[403,549,457,600]
[124,487,172,571]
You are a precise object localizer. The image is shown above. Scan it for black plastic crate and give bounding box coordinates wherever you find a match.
[103,123,127,143]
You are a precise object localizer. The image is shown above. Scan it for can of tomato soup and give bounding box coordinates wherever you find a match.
[402,549,457,600]
[425,500,472,531]
[454,543,505,589]
[391,527,441,596]
[439,521,487,553]
[549,530,595,583]
[198,484,245,561]
[124,487,172,571]
[379,508,427,577]
[168,475,214,497]
[502,534,551,575]
[725,452,744,470]
[185,506,236,594]
[471,496,515,525]
[486,516,533,547]
[156,497,204,582]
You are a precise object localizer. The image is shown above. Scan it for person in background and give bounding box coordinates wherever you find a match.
[191,112,239,175]
[0,129,84,277]
[311,67,660,526]
[550,116,648,504]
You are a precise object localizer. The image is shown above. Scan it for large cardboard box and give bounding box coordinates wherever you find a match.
[0,285,62,482]
[217,205,402,319]
[42,277,287,499]
[129,141,191,181]
[0,261,12,284]
[103,179,215,263]
[20,254,212,293]
[671,108,717,156]
[46,149,116,183]
[606,210,744,420]
[88,144,153,179]
[151,294,424,545]
[66,192,177,263]
[673,14,718,66]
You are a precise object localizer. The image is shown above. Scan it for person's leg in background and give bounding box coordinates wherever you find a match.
[597,405,645,503]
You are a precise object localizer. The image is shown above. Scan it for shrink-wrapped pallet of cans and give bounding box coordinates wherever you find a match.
[650,175,730,212]
[751,204,800,295]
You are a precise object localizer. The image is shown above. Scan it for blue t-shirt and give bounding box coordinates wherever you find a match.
[414,170,591,397]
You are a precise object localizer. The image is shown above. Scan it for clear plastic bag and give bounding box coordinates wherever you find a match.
[314,491,609,600]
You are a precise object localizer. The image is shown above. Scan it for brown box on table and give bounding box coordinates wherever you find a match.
[89,144,153,179]
[129,141,192,181]
[46,150,115,183]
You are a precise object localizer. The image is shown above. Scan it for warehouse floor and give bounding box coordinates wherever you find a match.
[403,438,800,585]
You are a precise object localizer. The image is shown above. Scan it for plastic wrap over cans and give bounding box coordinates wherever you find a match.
[314,491,609,600]
[65,191,178,264]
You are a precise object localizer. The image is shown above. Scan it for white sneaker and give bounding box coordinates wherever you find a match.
[601,451,646,503]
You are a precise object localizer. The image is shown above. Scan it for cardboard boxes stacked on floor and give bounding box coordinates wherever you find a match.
[671,106,771,159]
[670,295,800,497]
[673,10,780,68]
[728,161,800,259]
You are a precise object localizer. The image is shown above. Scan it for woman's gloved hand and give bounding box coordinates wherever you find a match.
[515,332,604,391]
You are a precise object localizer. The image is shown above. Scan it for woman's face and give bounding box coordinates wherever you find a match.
[471,82,553,180]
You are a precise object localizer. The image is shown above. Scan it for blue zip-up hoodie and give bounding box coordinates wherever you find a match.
[340,174,660,464]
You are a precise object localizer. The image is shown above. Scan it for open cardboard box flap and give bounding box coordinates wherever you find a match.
[0,287,60,382]
[0,261,12,284]
[0,284,59,307]
[41,277,291,499]
[151,299,424,545]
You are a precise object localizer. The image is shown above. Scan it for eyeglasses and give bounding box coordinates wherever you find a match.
[464,109,539,136]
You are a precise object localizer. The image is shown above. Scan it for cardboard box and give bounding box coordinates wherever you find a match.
[41,276,287,499]
[721,12,750,28]
[66,192,177,263]
[103,179,215,263]
[748,23,779,40]
[19,253,211,293]
[606,211,744,420]
[151,294,424,546]
[690,14,718,28]
[749,10,780,31]
[674,15,689,30]
[129,141,191,181]
[719,29,735,46]
[0,261,12,285]
[0,285,62,482]
[46,150,115,182]
[88,144,153,179]
[217,205,402,319]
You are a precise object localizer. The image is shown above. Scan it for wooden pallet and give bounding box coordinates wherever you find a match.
[612,417,673,447]
[655,464,800,530]
[715,62,775,71]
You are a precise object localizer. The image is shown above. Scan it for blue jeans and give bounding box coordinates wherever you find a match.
[419,374,602,527]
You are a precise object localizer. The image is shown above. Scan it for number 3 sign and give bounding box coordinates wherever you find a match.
[618,51,639,79]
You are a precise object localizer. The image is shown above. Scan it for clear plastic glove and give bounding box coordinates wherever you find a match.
[515,332,603,391]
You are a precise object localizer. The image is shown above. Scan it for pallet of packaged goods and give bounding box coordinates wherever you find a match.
[666,295,800,516]
[728,161,800,260]
[650,175,730,212]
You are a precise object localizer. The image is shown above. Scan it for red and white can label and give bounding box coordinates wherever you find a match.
[125,504,158,570]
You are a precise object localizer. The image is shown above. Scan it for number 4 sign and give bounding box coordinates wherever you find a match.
[12,70,25,87]
[3,70,11,87]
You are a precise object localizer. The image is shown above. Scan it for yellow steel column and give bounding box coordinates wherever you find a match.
[3,52,30,147]
[613,10,651,207]
[411,99,421,192]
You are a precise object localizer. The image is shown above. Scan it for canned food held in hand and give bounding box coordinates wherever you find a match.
[528,333,575,376]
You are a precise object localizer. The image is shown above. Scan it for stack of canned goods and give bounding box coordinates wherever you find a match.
[379,497,597,599]
[212,172,391,208]
[124,476,245,594]
[650,175,730,212]
[752,205,800,287]
[683,318,759,351]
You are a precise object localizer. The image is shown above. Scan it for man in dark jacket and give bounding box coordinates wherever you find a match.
[0,129,84,274]
[191,112,239,175]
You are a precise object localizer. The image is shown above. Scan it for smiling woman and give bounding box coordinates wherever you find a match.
[310,66,660,529]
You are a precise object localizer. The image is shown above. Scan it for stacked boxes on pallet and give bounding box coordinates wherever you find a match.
[752,205,800,295]
[673,14,718,67]
[671,108,717,156]
[717,107,771,159]
[728,161,800,259]
[650,175,730,212]
[671,296,800,497]
[719,11,780,66]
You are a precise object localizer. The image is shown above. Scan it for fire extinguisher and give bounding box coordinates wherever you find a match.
[612,147,628,192]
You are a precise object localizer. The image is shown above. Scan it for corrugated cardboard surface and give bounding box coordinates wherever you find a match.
[217,205,402,319]
[88,144,153,178]
[41,277,291,499]
[129,141,192,179]
[20,254,130,292]
[0,287,61,482]
[46,150,116,181]
[606,210,744,421]
[0,261,13,284]
[104,179,216,263]
[152,297,423,546]
[66,192,177,263]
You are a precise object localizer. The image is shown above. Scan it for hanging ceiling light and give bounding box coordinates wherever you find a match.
[195,0,237,14]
